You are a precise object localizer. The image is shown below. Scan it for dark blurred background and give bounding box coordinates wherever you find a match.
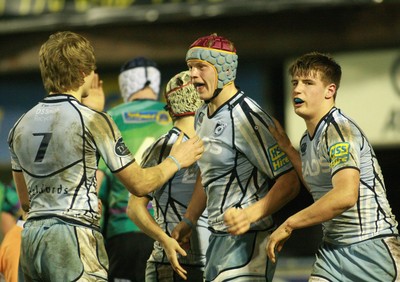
[0,0,399,268]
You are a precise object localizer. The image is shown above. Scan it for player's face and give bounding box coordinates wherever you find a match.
[290,71,335,122]
[187,60,218,101]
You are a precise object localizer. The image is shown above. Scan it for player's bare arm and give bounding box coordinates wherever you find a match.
[116,134,203,196]
[127,195,188,280]
[171,172,206,246]
[225,169,300,235]
[267,168,359,263]
[12,171,30,213]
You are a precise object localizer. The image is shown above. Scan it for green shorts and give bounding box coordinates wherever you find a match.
[20,217,108,281]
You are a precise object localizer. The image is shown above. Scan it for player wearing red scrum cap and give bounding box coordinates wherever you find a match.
[172,34,300,281]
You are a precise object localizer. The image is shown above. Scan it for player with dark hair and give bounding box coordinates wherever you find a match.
[266,52,400,281]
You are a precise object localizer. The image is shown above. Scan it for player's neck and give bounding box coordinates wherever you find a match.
[129,88,157,101]
[305,105,335,137]
[49,89,82,101]
[208,83,238,115]
[174,116,196,138]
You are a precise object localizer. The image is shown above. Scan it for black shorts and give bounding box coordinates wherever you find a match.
[106,232,154,282]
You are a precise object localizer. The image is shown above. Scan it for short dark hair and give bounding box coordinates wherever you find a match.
[289,52,342,92]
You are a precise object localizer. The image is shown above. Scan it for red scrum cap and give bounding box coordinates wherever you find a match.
[189,34,237,53]
[186,33,238,90]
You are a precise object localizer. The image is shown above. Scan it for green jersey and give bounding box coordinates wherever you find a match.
[0,181,20,216]
[98,99,172,238]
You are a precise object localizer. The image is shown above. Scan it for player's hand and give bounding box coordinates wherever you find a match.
[82,73,105,111]
[171,220,192,249]
[267,117,292,153]
[160,236,188,280]
[224,207,251,235]
[169,133,203,169]
[266,223,292,263]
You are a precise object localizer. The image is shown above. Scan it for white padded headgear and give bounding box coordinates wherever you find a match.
[118,57,161,103]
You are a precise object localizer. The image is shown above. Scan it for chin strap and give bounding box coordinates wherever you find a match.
[204,81,235,104]
[204,88,222,104]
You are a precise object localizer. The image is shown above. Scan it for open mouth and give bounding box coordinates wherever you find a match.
[193,82,205,91]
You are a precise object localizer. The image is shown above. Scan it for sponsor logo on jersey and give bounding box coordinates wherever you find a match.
[329,142,350,167]
[302,157,331,177]
[29,184,68,198]
[198,112,205,125]
[300,142,307,156]
[268,144,290,172]
[115,137,130,157]
[123,110,171,125]
[214,121,227,136]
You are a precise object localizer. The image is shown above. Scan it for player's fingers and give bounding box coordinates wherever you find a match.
[223,207,235,224]
[175,267,188,280]
[225,209,244,226]
[227,226,238,235]
[277,239,287,252]
[190,136,203,155]
[232,225,243,235]
[229,224,247,235]
[272,116,287,135]
[92,73,99,88]
[176,244,188,257]
[170,258,187,280]
[190,135,201,146]
[171,230,179,240]
[266,240,276,263]
[176,132,184,144]
[181,235,190,244]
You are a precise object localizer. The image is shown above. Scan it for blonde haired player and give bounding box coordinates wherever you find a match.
[8,31,203,281]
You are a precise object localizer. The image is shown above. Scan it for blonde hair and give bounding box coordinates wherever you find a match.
[39,31,96,93]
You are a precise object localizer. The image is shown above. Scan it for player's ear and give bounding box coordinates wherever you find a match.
[325,83,336,99]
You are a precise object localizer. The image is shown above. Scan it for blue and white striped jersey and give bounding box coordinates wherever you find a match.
[300,107,398,245]
[8,94,134,228]
[195,91,293,233]
[141,127,209,266]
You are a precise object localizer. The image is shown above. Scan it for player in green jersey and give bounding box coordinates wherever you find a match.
[97,57,173,282]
